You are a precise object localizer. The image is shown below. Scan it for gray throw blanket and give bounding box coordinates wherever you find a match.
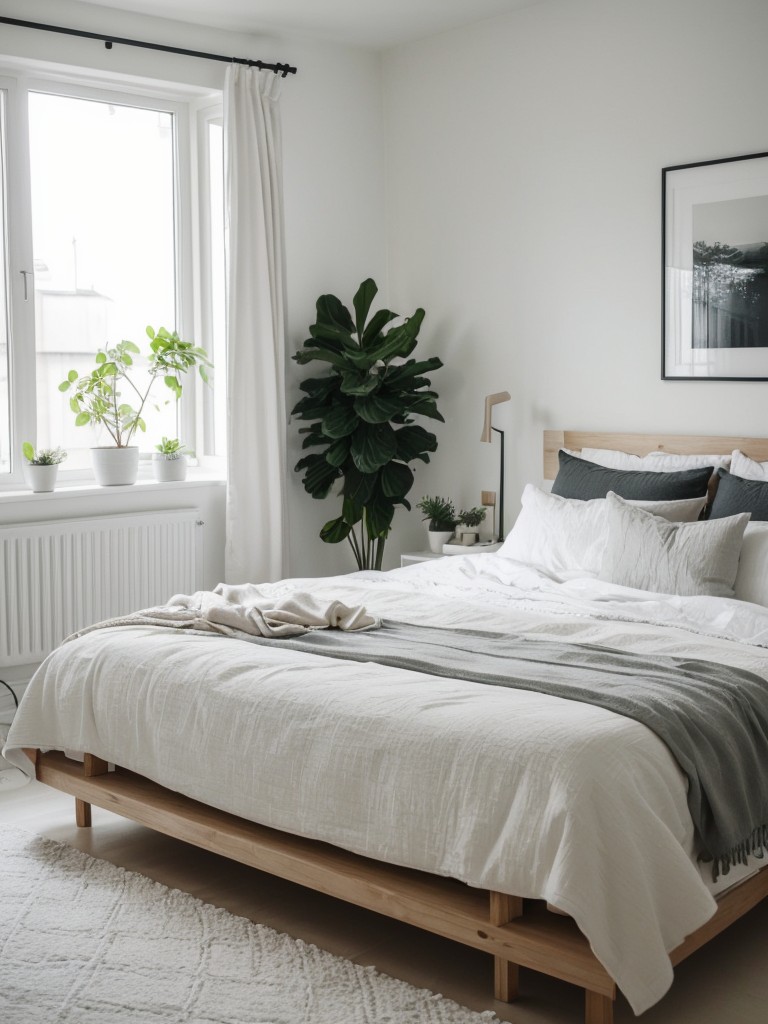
[231,619,768,881]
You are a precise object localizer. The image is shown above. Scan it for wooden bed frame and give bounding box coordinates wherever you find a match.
[27,431,768,1024]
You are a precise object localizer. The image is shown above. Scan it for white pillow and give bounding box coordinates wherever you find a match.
[734,522,768,606]
[500,486,606,578]
[499,487,707,580]
[574,447,731,474]
[730,449,768,482]
[598,493,749,597]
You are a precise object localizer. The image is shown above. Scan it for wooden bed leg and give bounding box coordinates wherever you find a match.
[585,989,614,1024]
[75,754,109,828]
[490,891,523,1002]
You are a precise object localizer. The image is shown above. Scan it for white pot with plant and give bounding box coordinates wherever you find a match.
[415,496,457,553]
[21,443,67,492]
[153,437,189,482]
[454,506,487,545]
[59,326,211,487]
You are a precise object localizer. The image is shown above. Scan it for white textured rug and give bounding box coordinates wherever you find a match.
[0,826,502,1023]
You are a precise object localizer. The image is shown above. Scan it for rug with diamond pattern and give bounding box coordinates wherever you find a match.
[0,826,502,1024]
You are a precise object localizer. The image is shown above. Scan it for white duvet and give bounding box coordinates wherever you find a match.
[7,552,768,1015]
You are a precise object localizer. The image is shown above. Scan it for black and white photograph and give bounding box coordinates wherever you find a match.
[663,151,768,379]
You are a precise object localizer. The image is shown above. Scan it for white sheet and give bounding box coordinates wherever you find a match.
[7,553,768,1015]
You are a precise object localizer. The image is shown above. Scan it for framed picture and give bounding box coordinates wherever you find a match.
[662,150,768,380]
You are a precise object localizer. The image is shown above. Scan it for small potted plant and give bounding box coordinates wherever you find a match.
[59,326,211,487]
[153,437,189,482]
[455,506,487,545]
[21,443,67,493]
[416,495,458,553]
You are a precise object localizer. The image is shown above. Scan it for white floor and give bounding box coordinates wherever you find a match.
[1,776,767,1024]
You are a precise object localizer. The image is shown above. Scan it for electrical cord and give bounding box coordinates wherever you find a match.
[0,678,18,712]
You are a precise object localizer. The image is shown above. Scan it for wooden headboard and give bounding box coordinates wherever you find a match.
[543,430,768,480]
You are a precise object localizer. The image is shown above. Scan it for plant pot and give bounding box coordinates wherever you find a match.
[152,453,187,482]
[91,446,139,486]
[22,463,59,493]
[427,529,453,553]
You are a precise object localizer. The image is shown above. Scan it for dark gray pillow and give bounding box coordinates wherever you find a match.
[551,450,712,501]
[709,469,768,521]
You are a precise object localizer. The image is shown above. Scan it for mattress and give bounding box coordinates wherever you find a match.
[7,552,768,1014]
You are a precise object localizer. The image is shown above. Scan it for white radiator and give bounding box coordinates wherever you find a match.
[0,509,202,668]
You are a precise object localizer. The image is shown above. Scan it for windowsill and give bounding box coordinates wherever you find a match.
[0,468,226,504]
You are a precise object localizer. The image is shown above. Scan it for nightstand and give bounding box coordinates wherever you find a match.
[400,542,503,567]
[400,551,443,566]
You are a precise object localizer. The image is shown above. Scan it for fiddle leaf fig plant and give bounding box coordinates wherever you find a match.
[292,279,443,571]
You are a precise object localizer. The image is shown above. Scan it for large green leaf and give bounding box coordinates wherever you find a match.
[384,356,443,386]
[341,497,363,526]
[293,347,350,370]
[405,395,445,421]
[321,403,359,438]
[320,516,352,543]
[394,424,438,462]
[299,375,338,398]
[361,308,398,347]
[365,309,425,363]
[309,322,356,350]
[339,368,381,396]
[325,436,351,468]
[294,453,340,498]
[292,394,335,420]
[380,460,414,499]
[353,279,378,339]
[365,498,396,538]
[342,465,377,507]
[353,391,404,424]
[316,294,355,334]
[350,422,397,473]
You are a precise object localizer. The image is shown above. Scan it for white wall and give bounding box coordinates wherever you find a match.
[383,0,768,547]
[0,0,388,577]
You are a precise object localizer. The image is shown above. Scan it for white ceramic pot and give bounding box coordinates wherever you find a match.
[427,529,453,553]
[22,463,59,493]
[152,453,187,482]
[91,446,139,486]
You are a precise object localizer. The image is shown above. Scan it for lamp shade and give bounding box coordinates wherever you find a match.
[480,391,511,442]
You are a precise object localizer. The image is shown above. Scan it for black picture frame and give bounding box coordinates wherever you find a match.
[662,150,768,380]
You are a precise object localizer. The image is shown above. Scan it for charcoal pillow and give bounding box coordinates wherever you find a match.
[709,469,768,521]
[551,450,712,501]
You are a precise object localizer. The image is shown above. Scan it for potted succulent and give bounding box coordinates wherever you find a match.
[21,443,67,493]
[59,326,211,486]
[292,278,443,571]
[416,495,457,552]
[153,437,189,482]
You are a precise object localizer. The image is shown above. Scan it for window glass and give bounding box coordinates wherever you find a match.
[28,92,178,468]
[0,91,10,474]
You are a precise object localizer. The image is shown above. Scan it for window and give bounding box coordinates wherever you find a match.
[0,89,10,474]
[0,70,225,485]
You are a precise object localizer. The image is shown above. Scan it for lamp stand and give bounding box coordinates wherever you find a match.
[493,426,505,541]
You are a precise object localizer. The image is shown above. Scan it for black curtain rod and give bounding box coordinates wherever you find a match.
[0,15,297,77]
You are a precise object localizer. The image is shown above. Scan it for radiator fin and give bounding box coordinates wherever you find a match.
[0,509,200,668]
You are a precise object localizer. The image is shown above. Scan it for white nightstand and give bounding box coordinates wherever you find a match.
[400,542,502,567]
[400,551,443,566]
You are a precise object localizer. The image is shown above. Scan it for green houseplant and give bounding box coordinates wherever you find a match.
[21,443,67,493]
[59,326,210,486]
[292,279,443,571]
[152,437,189,483]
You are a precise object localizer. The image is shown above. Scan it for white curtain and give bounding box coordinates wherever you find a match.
[224,65,288,583]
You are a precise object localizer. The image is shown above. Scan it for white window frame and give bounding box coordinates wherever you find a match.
[0,64,223,489]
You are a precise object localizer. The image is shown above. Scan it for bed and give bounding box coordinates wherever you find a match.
[6,429,768,1024]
